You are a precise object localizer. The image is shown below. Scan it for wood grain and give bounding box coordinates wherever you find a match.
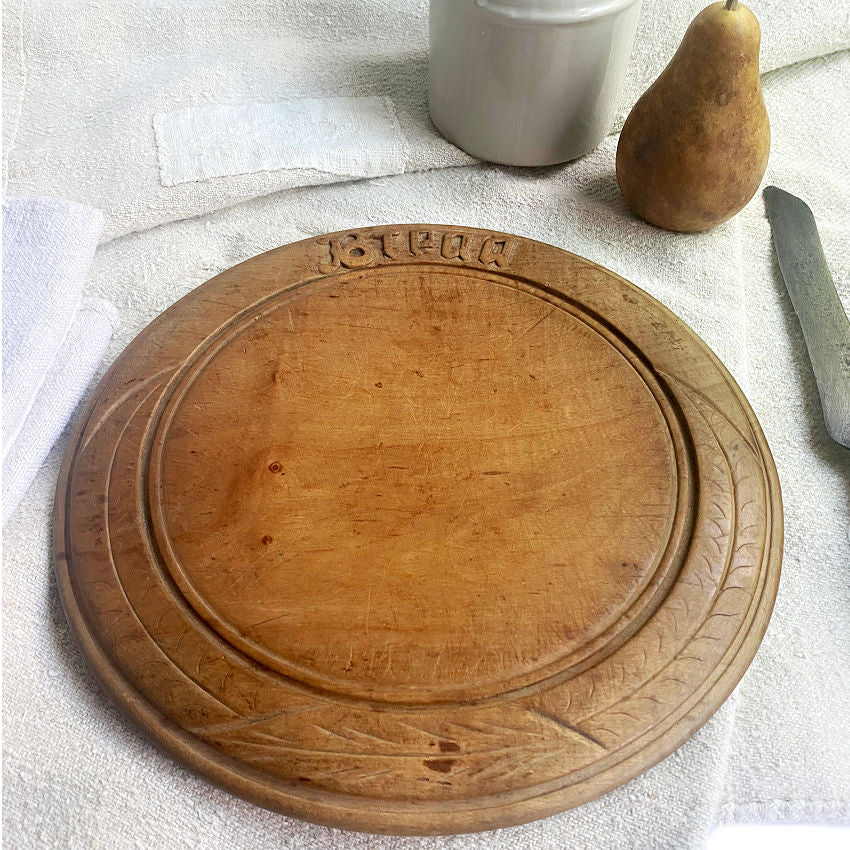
[55,225,783,835]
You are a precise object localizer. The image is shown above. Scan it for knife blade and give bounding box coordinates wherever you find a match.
[764,186,850,448]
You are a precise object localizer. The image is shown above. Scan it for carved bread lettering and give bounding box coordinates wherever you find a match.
[316,228,518,273]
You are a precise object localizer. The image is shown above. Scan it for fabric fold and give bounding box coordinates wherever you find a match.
[1,198,118,525]
[2,297,119,525]
[2,198,104,451]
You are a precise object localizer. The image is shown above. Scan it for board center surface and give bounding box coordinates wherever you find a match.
[153,267,678,701]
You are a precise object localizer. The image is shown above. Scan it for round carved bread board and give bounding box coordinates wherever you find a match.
[55,226,782,835]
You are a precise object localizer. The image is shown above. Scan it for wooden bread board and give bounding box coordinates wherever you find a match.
[55,226,782,834]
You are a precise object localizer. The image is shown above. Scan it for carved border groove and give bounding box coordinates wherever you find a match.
[144,264,696,707]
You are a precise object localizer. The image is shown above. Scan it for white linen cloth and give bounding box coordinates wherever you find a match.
[3,0,848,243]
[1,198,119,525]
[717,54,850,826]
[2,0,848,846]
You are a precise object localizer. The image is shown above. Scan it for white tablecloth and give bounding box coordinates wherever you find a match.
[3,0,849,846]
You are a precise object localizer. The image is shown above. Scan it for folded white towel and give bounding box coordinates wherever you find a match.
[1,198,119,525]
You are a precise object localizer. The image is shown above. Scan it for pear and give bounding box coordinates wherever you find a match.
[616,0,770,232]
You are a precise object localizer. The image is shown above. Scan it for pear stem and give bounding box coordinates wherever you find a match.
[725,0,739,8]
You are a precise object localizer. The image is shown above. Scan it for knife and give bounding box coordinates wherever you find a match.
[764,186,850,448]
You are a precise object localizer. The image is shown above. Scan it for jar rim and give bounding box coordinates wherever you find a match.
[465,0,643,25]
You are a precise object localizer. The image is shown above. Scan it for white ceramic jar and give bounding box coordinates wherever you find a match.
[429,0,643,166]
